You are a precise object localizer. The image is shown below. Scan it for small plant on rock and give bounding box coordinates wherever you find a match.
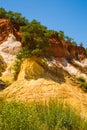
[77,76,87,92]
[13,59,21,80]
[77,76,86,82]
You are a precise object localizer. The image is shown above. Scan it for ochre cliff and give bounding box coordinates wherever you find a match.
[50,36,86,61]
[0,19,21,44]
[0,18,86,61]
[0,57,87,119]
[0,18,87,119]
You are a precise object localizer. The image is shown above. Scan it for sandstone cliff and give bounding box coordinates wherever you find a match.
[0,18,87,81]
[0,33,22,83]
[50,35,86,61]
[0,18,87,119]
[0,18,21,44]
[0,18,86,61]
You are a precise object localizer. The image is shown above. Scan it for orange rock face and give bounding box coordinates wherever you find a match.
[0,19,21,44]
[50,37,86,61]
[0,18,86,61]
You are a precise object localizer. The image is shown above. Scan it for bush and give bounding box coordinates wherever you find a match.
[58,31,65,40]
[77,76,87,92]
[17,47,31,59]
[77,76,86,82]
[0,80,8,90]
[80,82,87,92]
[0,55,6,76]
[0,100,87,130]
[19,20,53,59]
[0,8,28,25]
[13,59,21,80]
[85,48,87,54]
[0,8,6,18]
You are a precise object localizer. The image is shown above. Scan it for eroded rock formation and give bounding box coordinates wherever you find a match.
[0,18,21,44]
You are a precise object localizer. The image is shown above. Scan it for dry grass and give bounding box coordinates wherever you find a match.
[0,77,87,119]
[0,99,87,130]
[0,58,87,119]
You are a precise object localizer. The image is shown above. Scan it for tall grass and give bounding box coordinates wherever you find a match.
[0,99,87,130]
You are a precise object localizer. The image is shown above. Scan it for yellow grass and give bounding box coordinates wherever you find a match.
[0,57,87,119]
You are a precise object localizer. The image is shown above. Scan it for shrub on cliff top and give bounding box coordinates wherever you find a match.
[19,20,52,59]
[0,7,28,25]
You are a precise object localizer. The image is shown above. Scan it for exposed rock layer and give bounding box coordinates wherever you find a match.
[0,18,86,62]
[0,18,21,44]
[0,34,22,64]
[50,37,86,61]
[0,19,87,120]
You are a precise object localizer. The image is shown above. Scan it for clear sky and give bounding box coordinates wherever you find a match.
[0,0,87,48]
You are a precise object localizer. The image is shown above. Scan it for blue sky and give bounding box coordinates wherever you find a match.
[0,0,87,48]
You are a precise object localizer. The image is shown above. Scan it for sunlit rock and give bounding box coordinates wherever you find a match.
[0,34,22,64]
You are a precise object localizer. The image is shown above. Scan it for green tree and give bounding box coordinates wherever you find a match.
[85,48,87,54]
[71,41,77,46]
[19,20,51,58]
[45,30,57,38]
[65,35,77,46]
[0,8,6,18]
[5,11,14,20]
[65,36,74,42]
[6,11,28,25]
[0,8,28,26]
[58,31,65,39]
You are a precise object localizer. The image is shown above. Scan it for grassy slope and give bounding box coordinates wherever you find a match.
[0,99,87,130]
[0,58,87,119]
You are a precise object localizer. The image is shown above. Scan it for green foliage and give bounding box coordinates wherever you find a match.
[71,41,77,46]
[19,20,51,58]
[45,30,57,38]
[13,59,21,80]
[41,58,47,66]
[77,76,87,92]
[0,80,8,90]
[31,48,42,56]
[81,82,87,92]
[0,100,87,130]
[17,47,32,59]
[0,55,6,76]
[58,31,65,40]
[65,36,77,45]
[6,11,28,25]
[57,32,77,46]
[85,48,87,54]
[77,76,86,82]
[65,36,74,42]
[0,7,82,59]
[0,8,6,18]
[0,8,28,25]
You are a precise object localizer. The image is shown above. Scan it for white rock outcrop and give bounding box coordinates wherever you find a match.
[0,34,22,65]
